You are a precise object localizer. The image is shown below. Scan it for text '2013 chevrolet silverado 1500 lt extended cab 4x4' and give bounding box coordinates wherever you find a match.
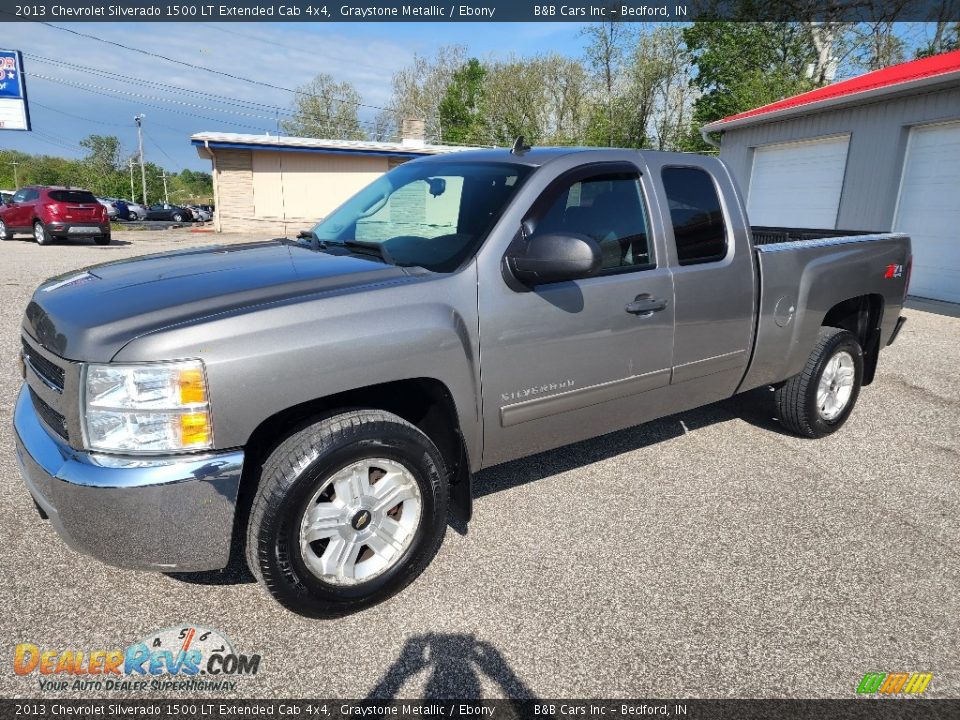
[13,147,911,616]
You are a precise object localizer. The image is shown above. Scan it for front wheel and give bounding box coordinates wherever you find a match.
[172,213,184,222]
[246,409,448,616]
[775,327,864,438]
[0,220,11,240]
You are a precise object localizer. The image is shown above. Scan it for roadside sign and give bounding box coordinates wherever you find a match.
[0,49,31,131]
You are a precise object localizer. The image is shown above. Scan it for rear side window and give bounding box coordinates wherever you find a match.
[48,190,97,203]
[661,167,728,265]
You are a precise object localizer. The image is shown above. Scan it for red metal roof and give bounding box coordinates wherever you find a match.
[705,49,960,130]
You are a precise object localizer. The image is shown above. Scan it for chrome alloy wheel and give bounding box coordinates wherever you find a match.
[299,458,423,586]
[33,221,45,244]
[817,350,856,421]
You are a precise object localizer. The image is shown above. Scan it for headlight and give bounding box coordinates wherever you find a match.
[82,360,213,453]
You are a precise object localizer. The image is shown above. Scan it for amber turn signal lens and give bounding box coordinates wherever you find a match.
[178,368,207,405]
[179,412,212,447]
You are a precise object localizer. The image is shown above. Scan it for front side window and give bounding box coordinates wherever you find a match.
[530,171,653,273]
[661,167,728,265]
[11,189,27,204]
[312,162,531,273]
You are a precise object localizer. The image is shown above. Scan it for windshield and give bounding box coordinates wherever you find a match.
[311,161,531,272]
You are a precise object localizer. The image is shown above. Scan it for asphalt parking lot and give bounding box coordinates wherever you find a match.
[0,230,957,699]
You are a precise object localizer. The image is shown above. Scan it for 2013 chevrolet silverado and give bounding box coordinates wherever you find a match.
[13,147,911,616]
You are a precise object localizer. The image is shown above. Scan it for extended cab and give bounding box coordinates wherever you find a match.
[12,148,910,615]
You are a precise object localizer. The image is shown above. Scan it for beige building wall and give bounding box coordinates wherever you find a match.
[213,148,390,235]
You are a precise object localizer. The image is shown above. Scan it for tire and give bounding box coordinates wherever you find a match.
[33,220,52,246]
[172,213,183,222]
[246,409,448,616]
[95,234,111,246]
[775,327,864,438]
[128,212,138,221]
[0,220,11,240]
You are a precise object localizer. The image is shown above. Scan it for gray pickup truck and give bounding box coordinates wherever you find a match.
[13,147,911,616]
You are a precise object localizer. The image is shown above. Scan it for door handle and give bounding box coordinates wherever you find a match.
[625,294,667,316]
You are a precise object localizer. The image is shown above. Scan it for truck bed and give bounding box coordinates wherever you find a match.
[751,226,876,246]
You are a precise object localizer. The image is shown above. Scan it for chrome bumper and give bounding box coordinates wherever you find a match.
[12,386,244,572]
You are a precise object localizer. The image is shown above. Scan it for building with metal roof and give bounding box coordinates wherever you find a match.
[192,125,474,235]
[703,49,960,303]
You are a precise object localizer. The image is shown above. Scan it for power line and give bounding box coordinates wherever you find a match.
[27,72,393,140]
[142,128,176,164]
[30,101,129,128]
[24,53,295,115]
[37,22,390,112]
[27,74,273,133]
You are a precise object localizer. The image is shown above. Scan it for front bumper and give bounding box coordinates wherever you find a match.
[12,386,243,572]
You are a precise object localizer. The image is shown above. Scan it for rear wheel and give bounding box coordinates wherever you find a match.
[246,409,448,616]
[774,327,863,438]
[0,220,11,240]
[128,212,139,221]
[33,220,52,246]
[95,234,111,246]
[172,213,184,222]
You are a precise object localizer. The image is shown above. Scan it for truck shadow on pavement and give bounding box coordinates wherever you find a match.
[365,633,539,700]
[169,388,784,585]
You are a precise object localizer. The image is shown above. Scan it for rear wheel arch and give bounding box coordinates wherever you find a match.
[822,294,884,385]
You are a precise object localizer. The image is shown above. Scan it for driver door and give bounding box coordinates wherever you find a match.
[478,162,676,466]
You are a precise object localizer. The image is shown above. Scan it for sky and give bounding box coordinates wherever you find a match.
[0,22,590,173]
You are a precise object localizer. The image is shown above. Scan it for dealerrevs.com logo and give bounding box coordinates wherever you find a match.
[856,672,933,695]
[14,625,261,693]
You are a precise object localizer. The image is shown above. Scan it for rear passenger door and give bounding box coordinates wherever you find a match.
[650,160,756,402]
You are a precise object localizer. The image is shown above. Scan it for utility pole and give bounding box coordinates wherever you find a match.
[134,114,147,206]
[161,170,169,204]
[128,158,135,201]
[9,161,19,188]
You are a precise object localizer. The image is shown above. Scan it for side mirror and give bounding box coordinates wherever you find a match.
[505,232,602,286]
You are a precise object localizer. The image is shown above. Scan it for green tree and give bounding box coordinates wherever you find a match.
[683,21,816,148]
[438,59,487,144]
[281,73,366,140]
[80,134,122,175]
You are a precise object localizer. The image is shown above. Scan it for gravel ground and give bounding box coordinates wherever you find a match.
[0,230,957,699]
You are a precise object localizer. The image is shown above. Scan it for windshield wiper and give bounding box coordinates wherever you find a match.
[343,239,394,265]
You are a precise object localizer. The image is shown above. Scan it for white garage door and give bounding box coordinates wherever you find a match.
[747,135,850,228]
[894,121,960,303]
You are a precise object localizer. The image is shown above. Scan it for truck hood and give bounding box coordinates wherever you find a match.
[24,240,423,361]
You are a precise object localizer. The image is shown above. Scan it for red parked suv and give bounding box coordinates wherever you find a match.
[0,186,111,246]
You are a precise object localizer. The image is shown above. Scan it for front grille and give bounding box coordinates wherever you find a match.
[29,387,69,440]
[22,338,65,391]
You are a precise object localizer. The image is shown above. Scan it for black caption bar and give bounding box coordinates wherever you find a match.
[0,0,958,22]
[2,700,960,720]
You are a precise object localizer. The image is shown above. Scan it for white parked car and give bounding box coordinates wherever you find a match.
[189,205,212,222]
[124,200,147,220]
[96,197,118,219]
